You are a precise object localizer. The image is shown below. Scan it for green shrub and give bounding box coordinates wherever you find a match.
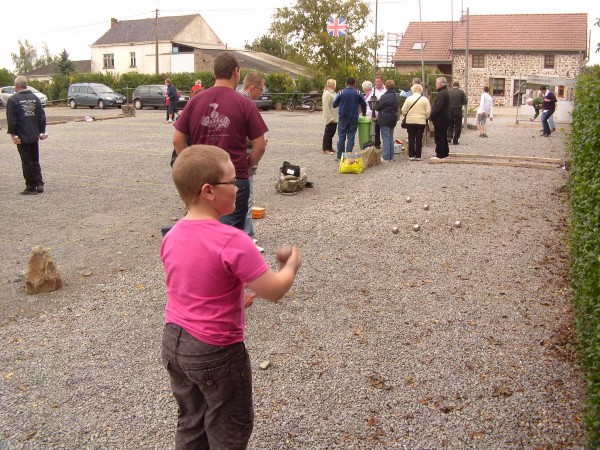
[569,64,600,448]
[265,73,294,104]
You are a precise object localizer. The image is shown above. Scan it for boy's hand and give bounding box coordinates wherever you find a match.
[276,245,302,272]
[244,291,257,308]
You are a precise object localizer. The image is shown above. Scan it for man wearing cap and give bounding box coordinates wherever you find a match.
[333,77,367,160]
[539,86,557,137]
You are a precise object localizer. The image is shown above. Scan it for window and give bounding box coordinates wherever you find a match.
[472,54,484,68]
[544,55,555,69]
[411,42,425,50]
[557,85,565,98]
[130,52,136,67]
[490,77,505,96]
[103,53,115,69]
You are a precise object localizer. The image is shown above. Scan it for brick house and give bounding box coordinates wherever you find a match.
[394,13,588,107]
[91,14,310,77]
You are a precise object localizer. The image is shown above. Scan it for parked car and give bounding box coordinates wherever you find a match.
[0,86,48,107]
[132,84,190,110]
[67,83,125,109]
[235,84,273,111]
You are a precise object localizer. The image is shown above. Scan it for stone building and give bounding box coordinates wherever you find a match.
[394,13,588,107]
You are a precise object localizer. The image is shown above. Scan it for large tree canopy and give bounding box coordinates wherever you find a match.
[254,0,376,73]
[11,40,58,74]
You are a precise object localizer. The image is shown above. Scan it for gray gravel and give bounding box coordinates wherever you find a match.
[0,106,585,448]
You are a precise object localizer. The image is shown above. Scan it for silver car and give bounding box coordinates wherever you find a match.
[0,86,48,107]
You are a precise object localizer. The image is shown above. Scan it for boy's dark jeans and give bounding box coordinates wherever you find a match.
[161,323,254,450]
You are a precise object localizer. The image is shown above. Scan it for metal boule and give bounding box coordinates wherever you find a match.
[392,226,399,234]
[454,221,462,228]
[423,204,429,210]
[406,196,411,203]
[413,224,420,231]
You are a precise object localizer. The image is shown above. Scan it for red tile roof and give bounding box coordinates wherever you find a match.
[394,21,454,63]
[394,13,588,63]
[452,14,587,52]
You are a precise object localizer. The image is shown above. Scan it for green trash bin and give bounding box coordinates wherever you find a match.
[358,115,372,150]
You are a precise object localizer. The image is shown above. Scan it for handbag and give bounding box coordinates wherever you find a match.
[280,161,301,177]
[339,152,363,174]
[401,95,422,128]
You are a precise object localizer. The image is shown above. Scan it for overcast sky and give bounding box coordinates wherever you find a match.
[0,0,598,73]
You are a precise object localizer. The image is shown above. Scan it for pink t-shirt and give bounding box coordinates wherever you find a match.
[160,219,269,346]
[174,86,269,179]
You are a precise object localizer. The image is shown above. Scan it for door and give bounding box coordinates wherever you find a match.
[513,79,526,106]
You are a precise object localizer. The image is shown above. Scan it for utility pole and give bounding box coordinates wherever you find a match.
[373,0,378,80]
[419,0,425,84]
[155,9,159,75]
[463,7,469,129]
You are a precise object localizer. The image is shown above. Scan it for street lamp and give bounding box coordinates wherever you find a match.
[368,95,379,143]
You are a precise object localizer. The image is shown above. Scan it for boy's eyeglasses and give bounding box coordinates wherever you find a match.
[212,178,237,186]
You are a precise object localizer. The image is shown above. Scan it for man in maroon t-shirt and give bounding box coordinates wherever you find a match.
[173,52,268,230]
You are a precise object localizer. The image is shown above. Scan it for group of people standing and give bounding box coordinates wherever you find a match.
[321,75,400,162]
[321,75,475,162]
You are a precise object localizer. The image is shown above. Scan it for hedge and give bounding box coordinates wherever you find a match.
[569,64,600,447]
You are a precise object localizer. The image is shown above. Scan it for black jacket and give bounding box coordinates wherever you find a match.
[448,87,467,111]
[6,89,46,143]
[430,85,450,124]
[375,90,399,128]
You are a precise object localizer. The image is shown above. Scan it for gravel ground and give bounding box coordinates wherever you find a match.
[0,106,586,449]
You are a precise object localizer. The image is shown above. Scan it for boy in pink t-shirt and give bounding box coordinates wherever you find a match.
[161,145,301,449]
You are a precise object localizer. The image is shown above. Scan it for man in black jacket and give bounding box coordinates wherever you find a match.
[447,81,468,145]
[6,76,48,195]
[430,77,450,159]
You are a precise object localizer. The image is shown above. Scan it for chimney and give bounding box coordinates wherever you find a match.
[111,18,118,28]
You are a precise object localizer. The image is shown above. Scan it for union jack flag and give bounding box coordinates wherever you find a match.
[326,17,348,37]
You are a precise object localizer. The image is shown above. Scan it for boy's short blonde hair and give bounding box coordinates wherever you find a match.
[172,145,231,206]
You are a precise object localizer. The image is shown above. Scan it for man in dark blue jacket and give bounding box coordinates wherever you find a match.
[539,86,557,137]
[6,76,47,195]
[332,77,367,159]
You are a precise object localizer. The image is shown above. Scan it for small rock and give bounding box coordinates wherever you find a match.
[259,360,271,370]
[25,246,63,295]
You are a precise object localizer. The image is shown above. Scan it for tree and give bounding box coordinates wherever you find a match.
[11,39,38,74]
[0,68,15,87]
[55,50,76,75]
[10,40,58,74]
[265,0,376,73]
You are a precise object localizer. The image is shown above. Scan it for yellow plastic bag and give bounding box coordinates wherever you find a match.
[339,152,363,174]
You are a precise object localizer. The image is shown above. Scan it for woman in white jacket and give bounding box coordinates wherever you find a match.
[401,83,431,160]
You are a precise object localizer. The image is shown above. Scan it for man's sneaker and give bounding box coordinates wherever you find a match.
[414,157,422,161]
[409,157,415,161]
[20,189,37,195]
[252,239,264,253]
[36,185,44,193]
[551,128,556,132]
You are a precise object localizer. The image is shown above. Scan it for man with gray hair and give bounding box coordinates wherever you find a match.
[429,76,450,160]
[240,71,267,253]
[6,76,48,195]
[447,80,467,145]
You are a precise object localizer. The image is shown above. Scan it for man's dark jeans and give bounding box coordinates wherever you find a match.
[447,109,463,143]
[221,178,250,230]
[541,110,555,136]
[162,323,254,450]
[336,118,359,159]
[17,142,44,190]
[433,119,450,158]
